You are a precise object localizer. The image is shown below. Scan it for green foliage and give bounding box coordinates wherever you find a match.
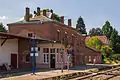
[104,58,112,64]
[41,9,61,22]
[112,54,120,59]
[24,9,61,22]
[86,36,102,50]
[89,28,103,36]
[110,28,118,53]
[102,21,113,39]
[76,16,87,34]
[52,13,61,22]
[88,68,99,73]
[0,23,7,32]
[24,14,33,20]
[101,46,113,58]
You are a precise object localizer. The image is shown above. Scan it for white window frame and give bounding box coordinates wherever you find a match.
[89,56,91,62]
[43,53,49,64]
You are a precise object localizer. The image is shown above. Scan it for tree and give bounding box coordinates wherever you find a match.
[0,23,7,32]
[102,21,113,39]
[76,16,87,34]
[86,36,102,50]
[89,28,103,36]
[101,46,113,58]
[110,28,118,53]
[115,35,120,53]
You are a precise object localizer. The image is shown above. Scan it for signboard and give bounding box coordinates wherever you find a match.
[30,53,38,56]
[60,50,64,54]
[35,53,38,56]
[31,47,38,56]
[30,53,33,56]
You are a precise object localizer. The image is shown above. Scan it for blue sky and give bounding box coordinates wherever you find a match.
[0,0,120,33]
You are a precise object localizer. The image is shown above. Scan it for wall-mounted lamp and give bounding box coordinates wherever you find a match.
[65,31,67,34]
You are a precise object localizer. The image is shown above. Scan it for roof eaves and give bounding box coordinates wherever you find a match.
[85,46,101,53]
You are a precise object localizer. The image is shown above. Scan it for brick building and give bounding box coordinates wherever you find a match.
[7,7,102,69]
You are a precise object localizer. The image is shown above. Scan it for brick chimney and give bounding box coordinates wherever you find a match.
[37,7,40,16]
[50,9,53,13]
[68,19,72,27]
[25,7,30,21]
[60,16,64,23]
[50,9,54,19]
[43,9,46,16]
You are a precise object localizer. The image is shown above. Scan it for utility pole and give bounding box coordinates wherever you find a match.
[31,33,38,74]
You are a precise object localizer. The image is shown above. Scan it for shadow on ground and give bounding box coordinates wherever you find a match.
[0,64,117,78]
[0,68,54,78]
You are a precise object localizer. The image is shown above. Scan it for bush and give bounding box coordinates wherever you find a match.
[88,68,99,73]
[112,54,120,60]
[104,58,112,64]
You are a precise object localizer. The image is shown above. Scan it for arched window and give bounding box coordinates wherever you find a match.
[57,30,60,41]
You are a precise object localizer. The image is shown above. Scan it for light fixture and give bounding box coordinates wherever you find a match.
[57,30,60,32]
[65,31,67,34]
[72,34,74,36]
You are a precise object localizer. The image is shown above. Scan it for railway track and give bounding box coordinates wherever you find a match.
[70,66,120,80]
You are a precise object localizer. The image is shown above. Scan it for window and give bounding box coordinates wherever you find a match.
[72,35,74,44]
[44,54,49,63]
[50,48,55,53]
[57,30,60,41]
[28,33,33,37]
[57,48,60,53]
[26,54,30,62]
[56,53,60,63]
[43,48,49,53]
[89,56,91,62]
[38,47,40,51]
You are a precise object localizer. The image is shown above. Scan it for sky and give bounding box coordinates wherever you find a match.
[0,0,120,33]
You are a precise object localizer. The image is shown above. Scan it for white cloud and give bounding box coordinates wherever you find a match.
[0,16,8,20]
[19,17,24,21]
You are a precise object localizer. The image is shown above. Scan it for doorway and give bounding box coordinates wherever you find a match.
[11,54,17,68]
[50,54,55,68]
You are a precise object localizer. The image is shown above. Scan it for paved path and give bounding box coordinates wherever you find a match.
[0,70,85,80]
[0,64,119,80]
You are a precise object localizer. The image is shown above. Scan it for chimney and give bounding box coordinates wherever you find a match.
[50,9,53,13]
[50,9,54,19]
[60,16,64,23]
[68,19,72,27]
[37,7,40,16]
[43,9,46,16]
[25,7,30,21]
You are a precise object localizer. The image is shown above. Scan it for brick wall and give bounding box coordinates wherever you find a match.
[8,22,102,66]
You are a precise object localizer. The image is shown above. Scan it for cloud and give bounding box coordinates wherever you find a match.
[0,16,8,20]
[19,17,24,21]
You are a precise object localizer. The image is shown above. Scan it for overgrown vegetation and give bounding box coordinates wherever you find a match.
[86,36,102,50]
[0,23,7,32]
[87,21,120,64]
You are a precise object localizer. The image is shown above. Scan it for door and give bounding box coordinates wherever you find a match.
[50,54,55,68]
[11,54,17,68]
